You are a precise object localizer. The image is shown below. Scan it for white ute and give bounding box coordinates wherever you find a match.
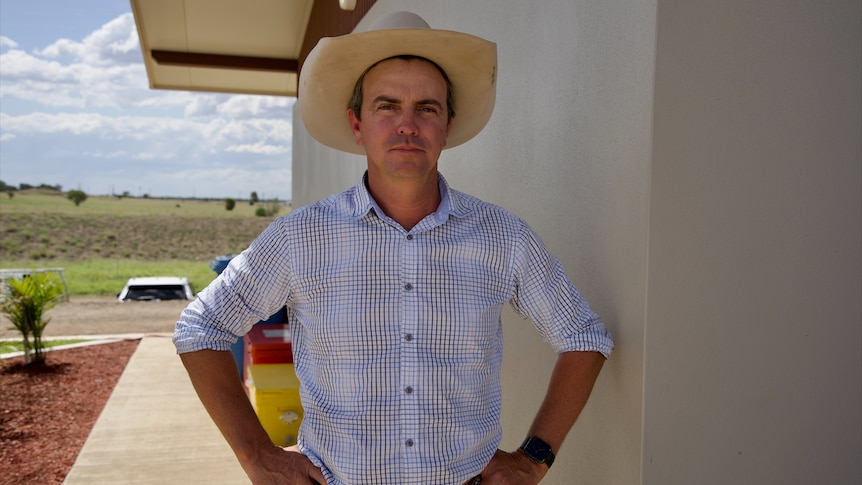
[117,276,195,302]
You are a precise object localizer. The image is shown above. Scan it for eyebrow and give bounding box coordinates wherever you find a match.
[371,95,444,110]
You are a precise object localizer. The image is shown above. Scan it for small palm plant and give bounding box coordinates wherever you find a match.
[0,272,65,364]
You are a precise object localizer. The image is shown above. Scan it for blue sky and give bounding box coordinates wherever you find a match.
[0,0,294,200]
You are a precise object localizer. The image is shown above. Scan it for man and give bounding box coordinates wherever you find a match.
[174,11,613,485]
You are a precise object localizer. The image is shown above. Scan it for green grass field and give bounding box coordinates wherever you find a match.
[0,189,287,296]
[0,189,275,218]
[0,258,221,296]
[0,339,88,354]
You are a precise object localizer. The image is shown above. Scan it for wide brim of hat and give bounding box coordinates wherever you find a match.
[298,27,497,155]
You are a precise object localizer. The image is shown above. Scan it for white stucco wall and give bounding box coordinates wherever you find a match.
[645,1,861,483]
[293,1,653,483]
[292,0,861,483]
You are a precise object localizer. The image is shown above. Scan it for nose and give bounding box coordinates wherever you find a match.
[397,112,419,136]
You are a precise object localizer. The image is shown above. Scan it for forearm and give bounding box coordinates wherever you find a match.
[179,350,275,469]
[477,351,606,483]
[527,350,606,452]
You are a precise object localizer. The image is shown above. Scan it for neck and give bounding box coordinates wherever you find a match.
[366,172,440,230]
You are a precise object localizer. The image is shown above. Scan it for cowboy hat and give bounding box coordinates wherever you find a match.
[298,11,497,155]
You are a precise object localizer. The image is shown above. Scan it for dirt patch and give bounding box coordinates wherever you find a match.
[1,340,139,484]
[0,212,271,261]
[0,295,188,339]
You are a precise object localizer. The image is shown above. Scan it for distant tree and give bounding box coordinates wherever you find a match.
[265,198,280,216]
[7,191,13,199]
[254,198,280,217]
[66,189,88,206]
[225,198,236,211]
[250,191,259,205]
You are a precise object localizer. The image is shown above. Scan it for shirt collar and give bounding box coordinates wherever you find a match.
[350,171,472,222]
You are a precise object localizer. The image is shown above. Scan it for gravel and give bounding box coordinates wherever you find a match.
[0,295,189,340]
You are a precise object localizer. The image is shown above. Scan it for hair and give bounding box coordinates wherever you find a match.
[348,55,456,122]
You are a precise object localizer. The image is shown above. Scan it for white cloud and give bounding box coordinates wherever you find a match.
[0,13,295,199]
[0,111,293,198]
[217,95,295,119]
[184,94,295,122]
[2,111,290,156]
[0,36,18,49]
[37,13,141,66]
[226,141,289,155]
[184,96,223,118]
[0,45,151,109]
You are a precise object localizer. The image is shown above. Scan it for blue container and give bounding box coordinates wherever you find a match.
[209,254,286,377]
[209,254,238,275]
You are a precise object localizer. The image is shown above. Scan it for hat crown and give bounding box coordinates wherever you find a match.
[299,11,496,155]
[366,11,430,31]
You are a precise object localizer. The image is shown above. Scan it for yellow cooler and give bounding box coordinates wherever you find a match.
[245,363,303,447]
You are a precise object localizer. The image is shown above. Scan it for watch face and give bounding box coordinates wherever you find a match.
[522,437,552,462]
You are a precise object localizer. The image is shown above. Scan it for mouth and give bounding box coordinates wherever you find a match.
[389,145,424,154]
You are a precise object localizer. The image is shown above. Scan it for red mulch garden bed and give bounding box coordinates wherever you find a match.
[0,340,139,484]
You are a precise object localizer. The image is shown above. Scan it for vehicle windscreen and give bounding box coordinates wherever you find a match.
[124,285,187,301]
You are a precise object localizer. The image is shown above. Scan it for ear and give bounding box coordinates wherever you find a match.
[347,109,364,146]
[443,115,454,147]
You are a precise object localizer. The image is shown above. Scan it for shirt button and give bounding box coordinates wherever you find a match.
[405,333,413,342]
[406,439,414,447]
[404,283,413,291]
[405,386,413,394]
[406,234,414,240]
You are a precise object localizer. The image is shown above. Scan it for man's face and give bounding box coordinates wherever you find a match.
[348,58,453,183]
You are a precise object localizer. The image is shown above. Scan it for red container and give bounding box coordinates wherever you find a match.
[243,324,293,381]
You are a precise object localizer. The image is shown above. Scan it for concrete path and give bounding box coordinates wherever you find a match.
[64,336,251,484]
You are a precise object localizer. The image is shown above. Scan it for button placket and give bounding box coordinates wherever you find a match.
[399,228,420,463]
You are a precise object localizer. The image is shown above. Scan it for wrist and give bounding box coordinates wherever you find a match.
[236,437,281,468]
[518,436,556,468]
[515,448,547,469]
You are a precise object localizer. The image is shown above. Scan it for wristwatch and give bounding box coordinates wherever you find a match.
[519,436,556,468]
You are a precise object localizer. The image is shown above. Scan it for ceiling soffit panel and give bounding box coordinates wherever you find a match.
[132,0,375,97]
[132,0,314,96]
[182,0,309,58]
